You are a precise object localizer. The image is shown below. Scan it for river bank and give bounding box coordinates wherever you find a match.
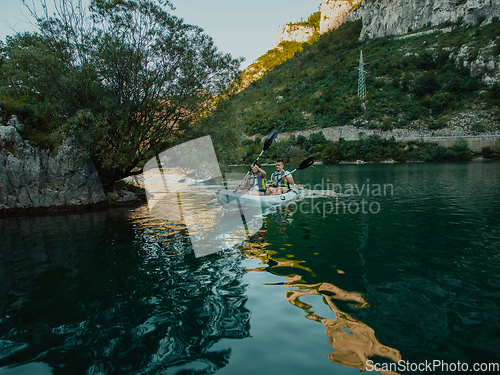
[274,123,500,152]
[0,116,145,216]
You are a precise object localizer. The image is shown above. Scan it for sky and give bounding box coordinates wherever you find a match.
[0,0,321,69]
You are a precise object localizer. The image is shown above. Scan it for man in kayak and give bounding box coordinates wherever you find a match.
[266,159,294,195]
[237,162,267,195]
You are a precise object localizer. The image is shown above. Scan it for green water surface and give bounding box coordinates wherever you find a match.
[1,162,499,374]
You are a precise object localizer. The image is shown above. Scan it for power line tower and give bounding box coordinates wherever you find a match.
[356,50,368,101]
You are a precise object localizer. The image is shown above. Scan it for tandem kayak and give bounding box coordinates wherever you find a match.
[215,189,299,209]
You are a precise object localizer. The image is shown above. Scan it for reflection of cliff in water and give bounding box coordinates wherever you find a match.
[0,204,250,374]
[285,280,401,375]
[240,213,401,375]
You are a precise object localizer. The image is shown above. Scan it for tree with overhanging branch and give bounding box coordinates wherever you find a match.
[0,0,242,187]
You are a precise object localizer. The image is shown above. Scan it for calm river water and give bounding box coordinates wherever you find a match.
[1,162,499,374]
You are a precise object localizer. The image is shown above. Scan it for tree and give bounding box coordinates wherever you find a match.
[413,71,440,97]
[321,144,339,164]
[491,139,500,159]
[185,95,245,172]
[451,138,473,161]
[1,0,241,187]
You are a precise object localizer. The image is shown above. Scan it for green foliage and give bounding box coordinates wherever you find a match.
[291,11,321,28]
[321,144,340,164]
[0,0,241,187]
[229,18,496,137]
[489,139,500,159]
[241,131,329,165]
[413,72,440,97]
[186,97,245,172]
[488,83,500,112]
[239,131,478,165]
[480,146,494,159]
[321,136,474,163]
[451,138,474,160]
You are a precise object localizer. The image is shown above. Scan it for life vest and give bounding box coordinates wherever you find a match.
[270,170,290,187]
[248,172,266,192]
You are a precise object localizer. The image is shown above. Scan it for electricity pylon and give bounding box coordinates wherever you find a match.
[356,50,368,101]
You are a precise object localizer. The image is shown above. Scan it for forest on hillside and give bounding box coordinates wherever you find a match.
[232,18,500,136]
[230,15,500,165]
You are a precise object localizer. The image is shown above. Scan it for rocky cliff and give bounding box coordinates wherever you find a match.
[274,25,316,48]
[0,116,140,213]
[273,0,360,47]
[274,0,500,46]
[0,116,107,211]
[348,0,500,39]
[320,0,362,34]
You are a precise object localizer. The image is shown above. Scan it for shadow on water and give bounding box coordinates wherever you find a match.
[0,205,250,374]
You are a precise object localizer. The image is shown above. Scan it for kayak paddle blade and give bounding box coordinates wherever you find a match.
[298,157,315,170]
[263,129,278,151]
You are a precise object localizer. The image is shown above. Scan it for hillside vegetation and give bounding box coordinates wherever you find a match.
[236,11,322,90]
[231,18,500,136]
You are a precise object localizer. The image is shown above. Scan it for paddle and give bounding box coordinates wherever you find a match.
[290,156,315,174]
[235,129,278,192]
[256,129,278,164]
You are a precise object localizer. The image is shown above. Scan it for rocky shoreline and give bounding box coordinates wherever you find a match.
[0,116,145,216]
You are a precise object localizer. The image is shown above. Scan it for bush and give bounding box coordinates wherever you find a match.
[481,146,494,158]
[416,51,436,70]
[321,144,340,164]
[451,138,474,160]
[413,72,440,97]
[492,139,500,159]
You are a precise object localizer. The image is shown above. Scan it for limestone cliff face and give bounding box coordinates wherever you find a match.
[274,0,357,47]
[274,0,500,45]
[320,0,361,34]
[348,0,500,39]
[0,116,108,211]
[274,25,316,48]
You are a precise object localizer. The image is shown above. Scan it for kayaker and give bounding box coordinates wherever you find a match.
[238,162,267,196]
[266,159,294,195]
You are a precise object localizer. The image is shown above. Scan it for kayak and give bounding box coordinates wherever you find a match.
[178,175,215,185]
[192,176,215,185]
[215,189,299,209]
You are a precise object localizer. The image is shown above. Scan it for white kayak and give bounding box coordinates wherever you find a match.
[215,189,299,209]
[178,175,215,185]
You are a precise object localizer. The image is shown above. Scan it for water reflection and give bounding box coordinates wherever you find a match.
[0,206,250,374]
[239,210,402,375]
[285,281,401,374]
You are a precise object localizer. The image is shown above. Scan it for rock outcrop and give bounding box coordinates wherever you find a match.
[274,25,316,48]
[274,0,360,47]
[348,0,500,39]
[320,0,362,34]
[0,116,109,211]
[274,0,500,45]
